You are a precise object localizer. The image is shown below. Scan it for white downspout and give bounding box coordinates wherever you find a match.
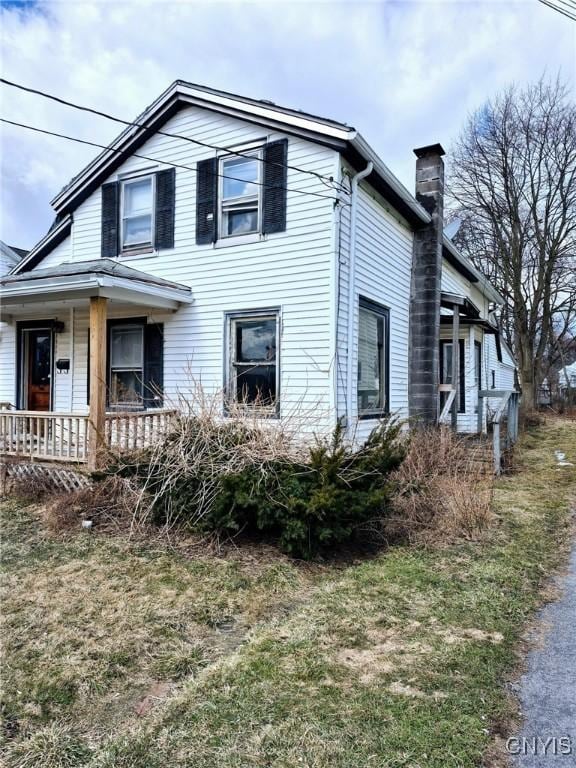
[346,161,373,431]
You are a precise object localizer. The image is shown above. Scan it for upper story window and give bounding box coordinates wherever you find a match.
[357,297,389,418]
[220,153,261,238]
[195,139,288,246]
[121,175,154,251]
[102,169,175,258]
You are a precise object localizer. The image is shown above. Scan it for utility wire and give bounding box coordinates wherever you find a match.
[0,77,349,194]
[537,0,576,21]
[0,117,346,204]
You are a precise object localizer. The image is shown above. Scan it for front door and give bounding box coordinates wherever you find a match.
[26,330,52,411]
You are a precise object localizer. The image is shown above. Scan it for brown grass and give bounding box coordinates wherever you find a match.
[387,426,494,543]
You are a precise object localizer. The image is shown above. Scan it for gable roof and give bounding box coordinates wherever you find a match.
[47,80,431,230]
[15,80,497,301]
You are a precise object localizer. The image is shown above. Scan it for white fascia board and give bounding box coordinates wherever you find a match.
[175,84,354,141]
[350,133,431,226]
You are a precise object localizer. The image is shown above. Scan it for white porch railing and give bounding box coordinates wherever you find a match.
[0,408,176,464]
[104,409,176,453]
[0,411,89,462]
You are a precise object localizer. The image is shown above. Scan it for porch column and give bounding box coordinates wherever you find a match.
[451,304,460,430]
[88,296,107,471]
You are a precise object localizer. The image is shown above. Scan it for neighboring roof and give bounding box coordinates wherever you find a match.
[1,258,193,311]
[8,245,29,259]
[14,215,72,273]
[0,240,28,267]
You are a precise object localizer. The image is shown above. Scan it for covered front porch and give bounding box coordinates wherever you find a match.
[0,259,192,469]
[437,292,520,472]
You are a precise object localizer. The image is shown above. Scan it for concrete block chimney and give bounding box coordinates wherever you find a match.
[408,143,446,425]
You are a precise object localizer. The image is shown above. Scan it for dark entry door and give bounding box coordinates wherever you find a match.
[27,330,52,411]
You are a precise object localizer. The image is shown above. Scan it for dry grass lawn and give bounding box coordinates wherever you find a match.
[1,418,575,768]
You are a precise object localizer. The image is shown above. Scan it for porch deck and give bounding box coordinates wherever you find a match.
[0,408,176,463]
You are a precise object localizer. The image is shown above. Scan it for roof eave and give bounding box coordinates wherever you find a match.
[13,215,73,274]
[442,236,505,305]
[0,271,193,310]
[348,133,431,227]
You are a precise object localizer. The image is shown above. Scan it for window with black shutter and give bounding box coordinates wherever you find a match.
[88,319,164,410]
[101,169,175,256]
[196,139,288,245]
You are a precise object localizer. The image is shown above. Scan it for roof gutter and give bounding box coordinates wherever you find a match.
[350,134,431,226]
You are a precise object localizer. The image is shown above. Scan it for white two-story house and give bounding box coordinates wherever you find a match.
[0,81,517,469]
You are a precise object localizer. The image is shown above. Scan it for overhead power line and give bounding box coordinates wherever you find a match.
[0,117,346,204]
[0,77,348,193]
[537,0,576,21]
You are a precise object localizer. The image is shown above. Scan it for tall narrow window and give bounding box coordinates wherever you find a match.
[228,311,278,411]
[439,339,466,413]
[357,298,389,417]
[109,324,144,408]
[121,176,154,250]
[220,152,261,237]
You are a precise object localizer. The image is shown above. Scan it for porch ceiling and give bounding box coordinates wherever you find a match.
[0,259,193,311]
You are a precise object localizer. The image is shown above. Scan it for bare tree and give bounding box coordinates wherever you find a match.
[449,77,576,409]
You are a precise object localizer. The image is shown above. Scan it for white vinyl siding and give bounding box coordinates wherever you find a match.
[10,105,339,432]
[337,174,413,443]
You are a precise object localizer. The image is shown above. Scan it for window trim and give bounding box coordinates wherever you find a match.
[224,307,280,417]
[357,296,390,420]
[439,338,466,414]
[218,149,262,240]
[107,317,146,411]
[120,174,155,253]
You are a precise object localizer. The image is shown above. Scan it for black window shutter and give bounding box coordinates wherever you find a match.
[101,181,119,258]
[196,158,218,245]
[155,168,176,249]
[144,323,164,408]
[262,139,288,235]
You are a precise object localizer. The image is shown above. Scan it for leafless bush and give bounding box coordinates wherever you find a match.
[43,476,142,533]
[387,427,494,544]
[109,376,331,535]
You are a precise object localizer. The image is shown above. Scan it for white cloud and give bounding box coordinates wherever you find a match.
[1,0,574,248]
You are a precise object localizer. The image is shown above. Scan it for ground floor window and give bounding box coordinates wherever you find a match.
[87,319,164,410]
[357,297,389,417]
[226,310,279,413]
[440,339,466,413]
[109,323,144,407]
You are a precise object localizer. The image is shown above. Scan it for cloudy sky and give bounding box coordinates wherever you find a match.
[1,0,574,250]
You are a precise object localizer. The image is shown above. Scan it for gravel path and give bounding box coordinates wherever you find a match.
[510,543,576,767]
